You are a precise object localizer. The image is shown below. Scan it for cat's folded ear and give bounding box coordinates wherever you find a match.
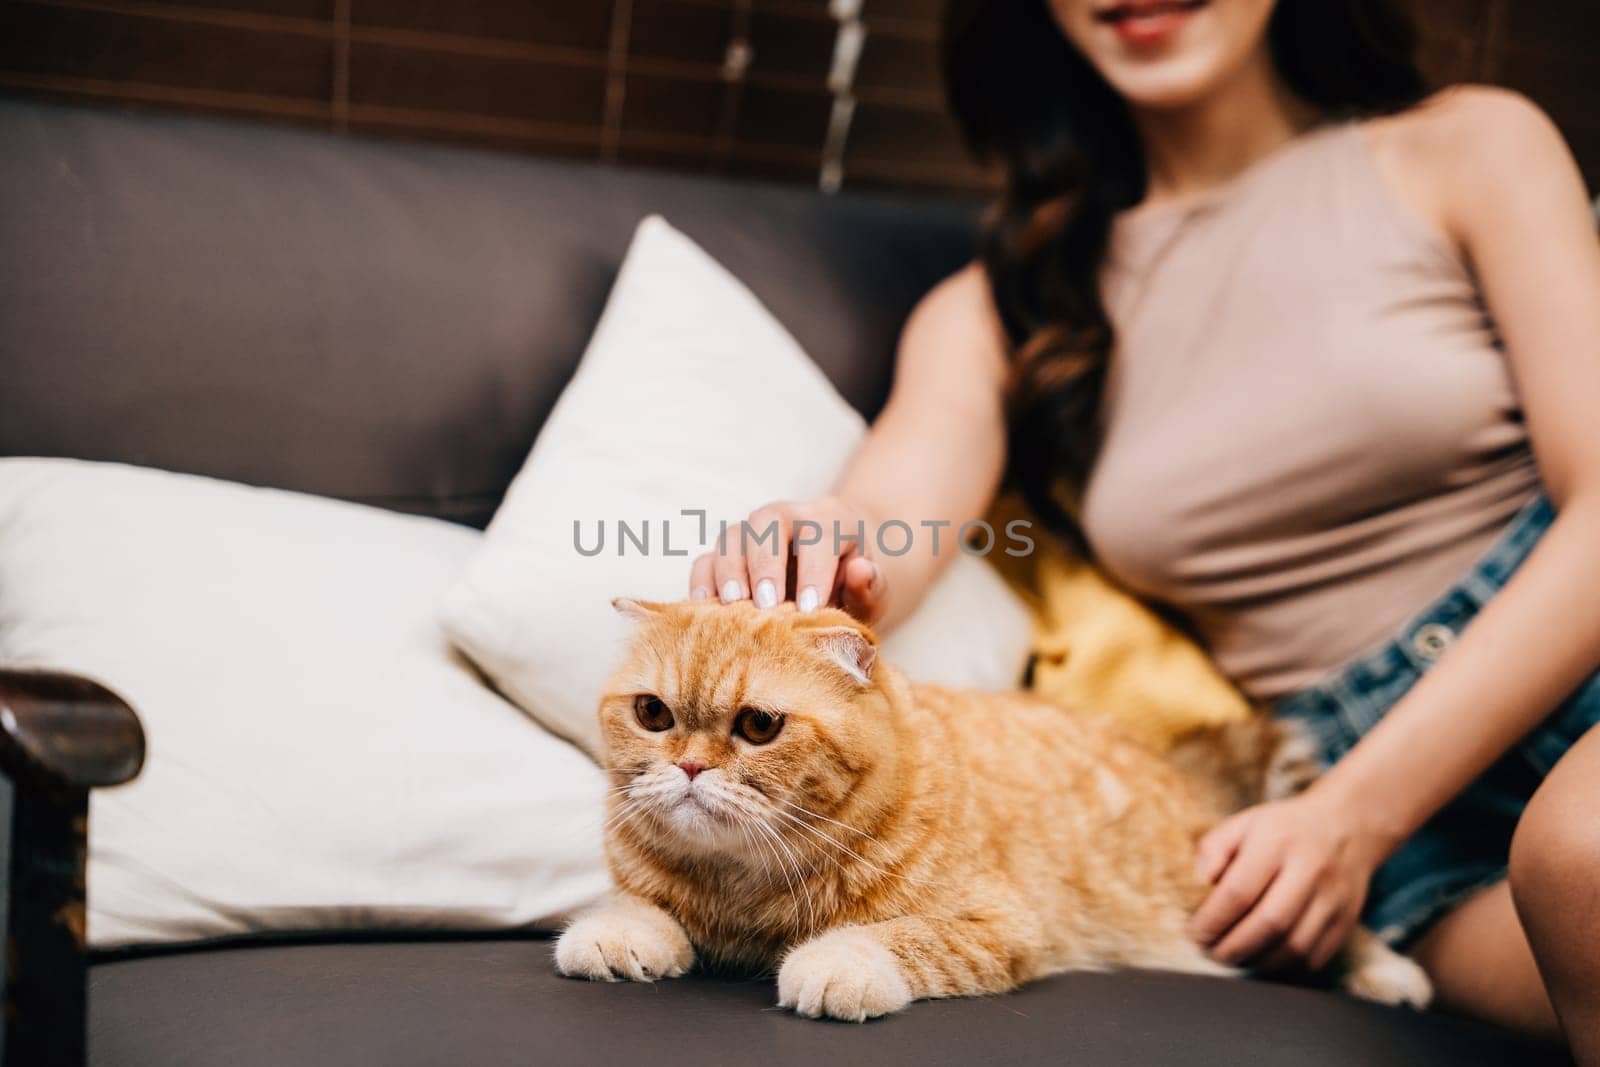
[808,625,878,686]
[612,597,668,622]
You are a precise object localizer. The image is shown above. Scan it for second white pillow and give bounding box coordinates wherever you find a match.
[440,217,1032,758]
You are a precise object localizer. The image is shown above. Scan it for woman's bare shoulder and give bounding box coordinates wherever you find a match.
[1376,85,1563,165]
[1366,86,1575,249]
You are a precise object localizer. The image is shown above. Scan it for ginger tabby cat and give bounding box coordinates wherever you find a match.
[555,599,1431,1020]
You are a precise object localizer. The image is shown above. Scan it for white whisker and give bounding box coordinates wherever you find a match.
[749,815,804,928]
[774,797,875,840]
[732,818,776,892]
[603,797,655,840]
[766,804,941,888]
[720,791,819,934]
[756,813,819,932]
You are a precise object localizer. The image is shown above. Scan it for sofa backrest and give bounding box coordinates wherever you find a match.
[0,100,977,526]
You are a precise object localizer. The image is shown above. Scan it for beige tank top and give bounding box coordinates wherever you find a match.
[1081,120,1541,701]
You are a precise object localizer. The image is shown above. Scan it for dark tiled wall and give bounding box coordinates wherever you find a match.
[1416,0,1599,192]
[0,0,1595,194]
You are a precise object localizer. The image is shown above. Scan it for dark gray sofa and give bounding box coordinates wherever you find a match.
[0,98,1569,1066]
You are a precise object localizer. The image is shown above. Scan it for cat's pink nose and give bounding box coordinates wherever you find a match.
[678,759,706,781]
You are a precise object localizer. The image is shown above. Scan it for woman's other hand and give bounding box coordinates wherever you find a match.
[1188,786,1396,972]
[687,496,888,623]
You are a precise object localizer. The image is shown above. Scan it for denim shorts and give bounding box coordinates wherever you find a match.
[1271,493,1600,947]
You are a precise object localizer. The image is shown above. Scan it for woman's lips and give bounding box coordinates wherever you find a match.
[1094,0,1208,47]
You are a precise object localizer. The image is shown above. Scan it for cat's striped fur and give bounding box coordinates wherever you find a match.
[555,599,1430,1020]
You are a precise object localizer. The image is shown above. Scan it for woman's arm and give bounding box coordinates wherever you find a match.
[690,264,1010,627]
[1191,87,1600,968]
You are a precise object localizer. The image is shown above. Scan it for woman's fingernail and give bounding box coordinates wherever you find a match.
[690,586,711,601]
[719,579,746,603]
[797,586,820,613]
[754,579,778,609]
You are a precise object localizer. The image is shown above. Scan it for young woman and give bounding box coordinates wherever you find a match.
[688,0,1600,1053]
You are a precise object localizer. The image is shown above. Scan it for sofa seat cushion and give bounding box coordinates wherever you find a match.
[89,938,1566,1067]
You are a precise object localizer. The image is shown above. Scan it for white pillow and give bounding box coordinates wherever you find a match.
[0,458,609,948]
[441,216,1032,758]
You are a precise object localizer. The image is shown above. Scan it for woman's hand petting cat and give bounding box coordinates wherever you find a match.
[688,495,887,623]
[1187,787,1394,972]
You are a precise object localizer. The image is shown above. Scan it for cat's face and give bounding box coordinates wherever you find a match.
[597,599,890,861]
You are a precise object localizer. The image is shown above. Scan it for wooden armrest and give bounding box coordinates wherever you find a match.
[0,669,146,1067]
[0,669,145,791]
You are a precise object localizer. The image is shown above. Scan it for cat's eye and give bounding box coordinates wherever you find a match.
[633,695,674,732]
[733,707,784,745]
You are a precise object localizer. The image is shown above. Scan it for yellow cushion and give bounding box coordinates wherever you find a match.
[986,496,1252,749]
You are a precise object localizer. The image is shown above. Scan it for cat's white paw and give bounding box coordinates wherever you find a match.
[777,928,912,1022]
[1341,940,1433,1010]
[554,899,694,983]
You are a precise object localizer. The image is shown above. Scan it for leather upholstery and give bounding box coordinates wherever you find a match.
[89,937,1566,1066]
[0,99,974,527]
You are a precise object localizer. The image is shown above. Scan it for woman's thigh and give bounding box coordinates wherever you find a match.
[1410,722,1600,1044]
[1409,879,1559,1038]
[1506,721,1600,1057]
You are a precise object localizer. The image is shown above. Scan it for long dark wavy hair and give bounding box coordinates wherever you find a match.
[942,0,1428,544]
